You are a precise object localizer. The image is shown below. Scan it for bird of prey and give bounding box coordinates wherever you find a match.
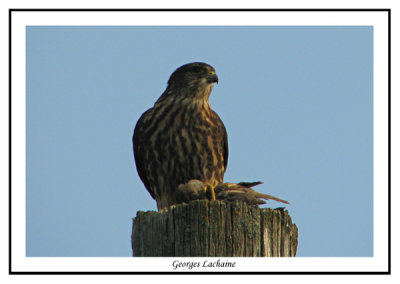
[133,62,228,210]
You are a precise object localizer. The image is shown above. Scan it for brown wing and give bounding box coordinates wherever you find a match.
[222,122,229,172]
[212,110,229,173]
[132,108,156,200]
[215,182,290,205]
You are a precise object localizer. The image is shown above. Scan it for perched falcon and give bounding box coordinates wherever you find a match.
[133,62,228,210]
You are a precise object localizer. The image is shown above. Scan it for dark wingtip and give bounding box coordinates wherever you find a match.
[237,181,263,187]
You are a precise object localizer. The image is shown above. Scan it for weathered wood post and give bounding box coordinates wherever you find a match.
[132,200,298,257]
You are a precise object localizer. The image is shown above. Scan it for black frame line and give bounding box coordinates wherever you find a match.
[9,8,391,275]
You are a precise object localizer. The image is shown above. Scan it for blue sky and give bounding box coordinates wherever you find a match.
[26,25,373,257]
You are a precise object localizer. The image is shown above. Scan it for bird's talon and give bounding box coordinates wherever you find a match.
[210,186,216,201]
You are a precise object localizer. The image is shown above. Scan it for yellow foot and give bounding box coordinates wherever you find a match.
[203,184,216,201]
[209,185,216,201]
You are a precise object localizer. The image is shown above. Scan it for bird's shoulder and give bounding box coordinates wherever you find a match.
[209,109,227,129]
[133,107,155,147]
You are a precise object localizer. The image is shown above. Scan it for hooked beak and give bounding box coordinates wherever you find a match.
[207,73,219,84]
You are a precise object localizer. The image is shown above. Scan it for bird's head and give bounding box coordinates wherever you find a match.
[167,62,218,90]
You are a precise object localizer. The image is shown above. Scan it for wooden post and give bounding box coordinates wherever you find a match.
[132,200,298,257]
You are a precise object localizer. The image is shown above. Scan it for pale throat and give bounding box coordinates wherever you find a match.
[185,89,213,111]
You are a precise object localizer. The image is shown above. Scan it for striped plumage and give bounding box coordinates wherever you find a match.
[133,62,228,210]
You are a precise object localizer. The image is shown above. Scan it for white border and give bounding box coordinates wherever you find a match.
[11,10,389,273]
